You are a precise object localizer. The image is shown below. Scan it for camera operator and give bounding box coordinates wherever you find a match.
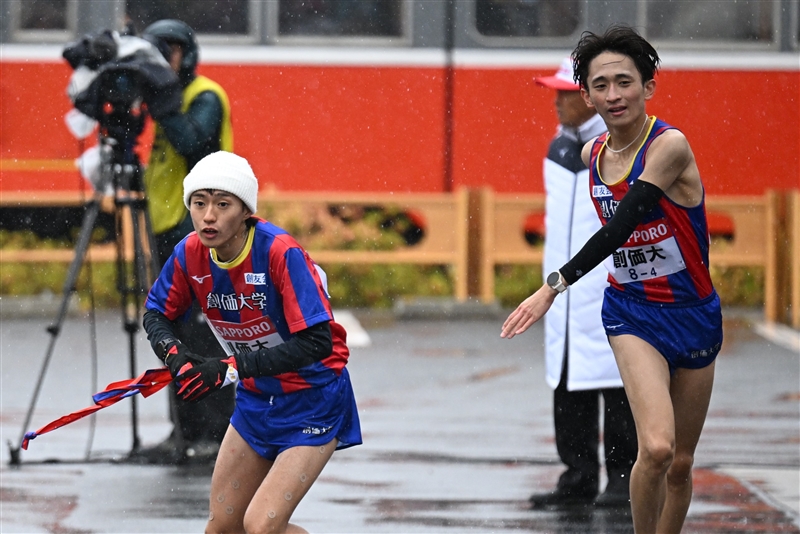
[131,19,235,466]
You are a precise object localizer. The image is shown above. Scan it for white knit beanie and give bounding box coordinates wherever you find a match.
[183,151,258,214]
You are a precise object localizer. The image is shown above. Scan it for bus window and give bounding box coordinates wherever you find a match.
[475,0,580,37]
[126,0,251,35]
[646,0,775,43]
[278,0,403,37]
[21,0,67,30]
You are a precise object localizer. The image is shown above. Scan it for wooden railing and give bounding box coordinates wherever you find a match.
[478,189,787,322]
[2,187,797,324]
[257,188,471,301]
[704,193,780,321]
[1,190,471,301]
[478,188,544,303]
[793,190,800,328]
[0,194,130,263]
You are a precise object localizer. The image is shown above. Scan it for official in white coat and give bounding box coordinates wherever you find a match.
[530,58,637,509]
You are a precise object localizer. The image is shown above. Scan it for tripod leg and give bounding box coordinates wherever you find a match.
[125,316,141,452]
[9,200,102,465]
[128,203,150,294]
[130,200,189,461]
[115,201,143,453]
[120,199,159,454]
[141,201,161,278]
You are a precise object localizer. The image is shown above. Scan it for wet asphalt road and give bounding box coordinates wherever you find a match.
[1,306,798,533]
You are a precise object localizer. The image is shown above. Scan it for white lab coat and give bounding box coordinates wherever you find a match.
[542,113,623,391]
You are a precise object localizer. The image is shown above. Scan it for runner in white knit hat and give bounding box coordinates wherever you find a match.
[144,151,362,533]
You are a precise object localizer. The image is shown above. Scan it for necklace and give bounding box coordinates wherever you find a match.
[605,116,649,154]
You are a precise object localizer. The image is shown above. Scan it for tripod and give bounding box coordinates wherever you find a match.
[8,133,160,466]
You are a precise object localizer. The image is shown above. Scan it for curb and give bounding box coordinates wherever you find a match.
[0,293,81,320]
[393,296,504,320]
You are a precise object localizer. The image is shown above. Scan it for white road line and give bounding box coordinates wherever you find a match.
[332,310,371,348]
[720,467,800,527]
[754,322,800,354]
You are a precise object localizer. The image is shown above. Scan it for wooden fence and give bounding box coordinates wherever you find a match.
[1,187,797,325]
[478,188,544,303]
[478,189,788,323]
[790,190,800,328]
[257,188,471,301]
[0,193,130,263]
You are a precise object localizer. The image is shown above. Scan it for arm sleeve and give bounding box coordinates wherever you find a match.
[157,90,223,164]
[235,321,333,378]
[559,179,665,285]
[142,309,181,362]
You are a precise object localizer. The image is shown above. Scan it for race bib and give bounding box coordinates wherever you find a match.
[206,315,284,356]
[604,220,686,284]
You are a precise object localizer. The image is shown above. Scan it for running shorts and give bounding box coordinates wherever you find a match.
[601,288,723,373]
[231,367,362,461]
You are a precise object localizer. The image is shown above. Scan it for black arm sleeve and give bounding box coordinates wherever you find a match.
[157,90,223,167]
[236,321,333,379]
[142,309,181,362]
[559,180,665,285]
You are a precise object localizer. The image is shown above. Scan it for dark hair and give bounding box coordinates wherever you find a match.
[572,24,660,90]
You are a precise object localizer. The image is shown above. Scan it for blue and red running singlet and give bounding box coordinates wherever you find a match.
[588,117,715,304]
[145,217,349,398]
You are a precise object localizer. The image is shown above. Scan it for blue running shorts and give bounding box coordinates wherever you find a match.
[601,288,723,373]
[231,367,362,461]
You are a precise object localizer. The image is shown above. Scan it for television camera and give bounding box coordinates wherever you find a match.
[7,30,178,465]
[63,29,180,168]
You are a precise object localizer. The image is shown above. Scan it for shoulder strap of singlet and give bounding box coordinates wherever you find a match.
[640,118,677,168]
[589,132,608,175]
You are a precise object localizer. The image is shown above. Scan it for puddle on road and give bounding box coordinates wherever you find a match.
[347,496,635,533]
[0,486,86,534]
[324,467,799,534]
[687,469,800,533]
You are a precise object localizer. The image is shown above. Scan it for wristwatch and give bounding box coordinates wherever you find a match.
[156,337,180,361]
[546,271,568,293]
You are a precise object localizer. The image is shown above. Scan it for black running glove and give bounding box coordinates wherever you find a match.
[158,339,205,379]
[175,355,241,402]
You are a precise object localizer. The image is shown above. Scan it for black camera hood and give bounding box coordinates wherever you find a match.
[63,30,118,70]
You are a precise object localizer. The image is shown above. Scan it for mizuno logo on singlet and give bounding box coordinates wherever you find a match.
[191,275,211,284]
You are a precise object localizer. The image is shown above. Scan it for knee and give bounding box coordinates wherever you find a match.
[637,437,675,474]
[243,508,290,534]
[206,510,239,534]
[666,453,694,485]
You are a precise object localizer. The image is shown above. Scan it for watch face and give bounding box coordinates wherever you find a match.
[547,272,560,287]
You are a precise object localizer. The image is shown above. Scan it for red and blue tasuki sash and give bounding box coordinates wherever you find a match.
[21,367,173,450]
